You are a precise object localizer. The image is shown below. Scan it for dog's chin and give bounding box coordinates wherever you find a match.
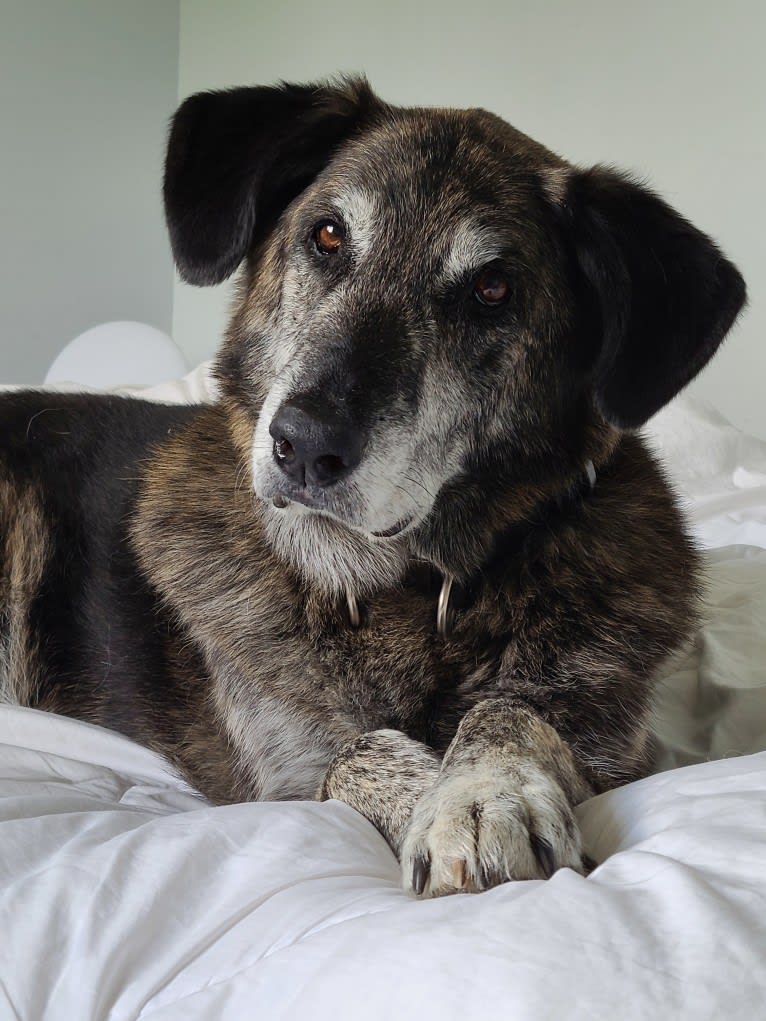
[260,500,415,597]
[271,497,420,543]
[370,514,416,539]
[254,470,422,542]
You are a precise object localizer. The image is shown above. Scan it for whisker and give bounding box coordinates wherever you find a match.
[402,469,437,502]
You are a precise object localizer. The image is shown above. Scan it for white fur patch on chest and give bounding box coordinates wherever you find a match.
[220,688,337,800]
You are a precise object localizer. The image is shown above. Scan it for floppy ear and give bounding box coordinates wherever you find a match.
[560,167,746,428]
[164,77,378,286]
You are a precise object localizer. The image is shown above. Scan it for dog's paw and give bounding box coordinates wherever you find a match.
[400,757,584,897]
[320,729,441,854]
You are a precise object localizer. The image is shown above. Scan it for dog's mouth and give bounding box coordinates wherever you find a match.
[371,516,414,539]
[271,495,413,540]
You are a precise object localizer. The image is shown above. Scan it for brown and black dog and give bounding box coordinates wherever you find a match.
[0,79,745,896]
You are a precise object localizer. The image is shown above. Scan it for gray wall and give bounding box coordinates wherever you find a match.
[0,0,179,383]
[175,0,765,438]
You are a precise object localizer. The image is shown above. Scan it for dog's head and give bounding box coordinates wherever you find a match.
[164,78,745,594]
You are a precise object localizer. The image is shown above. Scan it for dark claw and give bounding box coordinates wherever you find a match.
[412,854,431,896]
[581,853,598,875]
[530,834,556,879]
[478,864,492,891]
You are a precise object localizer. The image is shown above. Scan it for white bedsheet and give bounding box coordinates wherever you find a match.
[1,374,766,1020]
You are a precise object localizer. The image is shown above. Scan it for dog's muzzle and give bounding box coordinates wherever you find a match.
[269,397,363,493]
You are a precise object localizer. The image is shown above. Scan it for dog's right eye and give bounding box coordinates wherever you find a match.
[473,267,511,307]
[312,221,345,255]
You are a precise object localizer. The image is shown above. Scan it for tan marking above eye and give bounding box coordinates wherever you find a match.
[473,267,511,306]
[314,221,345,254]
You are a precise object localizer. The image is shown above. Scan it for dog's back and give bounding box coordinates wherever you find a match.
[0,393,198,725]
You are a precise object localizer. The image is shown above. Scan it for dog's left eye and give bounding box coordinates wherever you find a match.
[473,267,511,307]
[312,220,345,255]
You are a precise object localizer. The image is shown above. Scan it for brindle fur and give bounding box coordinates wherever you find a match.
[0,78,745,895]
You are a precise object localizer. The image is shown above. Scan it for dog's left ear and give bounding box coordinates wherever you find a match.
[164,77,379,285]
[557,167,746,428]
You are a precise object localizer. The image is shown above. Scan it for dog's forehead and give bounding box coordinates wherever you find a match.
[329,108,560,206]
[308,107,564,263]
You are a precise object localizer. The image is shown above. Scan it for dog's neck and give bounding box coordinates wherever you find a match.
[410,457,601,584]
[343,458,598,636]
[261,452,604,621]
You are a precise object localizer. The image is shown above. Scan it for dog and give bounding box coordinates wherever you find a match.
[0,78,745,896]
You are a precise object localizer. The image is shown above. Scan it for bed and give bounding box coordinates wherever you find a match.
[1,365,765,1019]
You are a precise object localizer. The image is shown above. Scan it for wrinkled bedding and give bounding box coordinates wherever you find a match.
[1,370,765,1019]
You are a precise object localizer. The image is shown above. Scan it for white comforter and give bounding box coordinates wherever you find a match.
[1,371,765,1020]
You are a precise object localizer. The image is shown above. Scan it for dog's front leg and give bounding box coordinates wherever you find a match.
[320,730,441,856]
[400,699,593,897]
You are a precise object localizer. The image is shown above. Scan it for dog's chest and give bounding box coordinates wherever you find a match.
[302,576,496,747]
[202,571,498,802]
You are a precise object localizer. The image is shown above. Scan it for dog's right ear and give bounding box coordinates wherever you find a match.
[164,78,378,285]
[553,167,746,429]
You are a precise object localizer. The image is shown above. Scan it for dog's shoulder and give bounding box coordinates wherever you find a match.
[584,432,698,597]
[470,432,699,692]
[484,431,694,590]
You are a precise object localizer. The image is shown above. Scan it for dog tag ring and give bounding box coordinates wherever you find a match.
[437,575,454,639]
[346,591,361,628]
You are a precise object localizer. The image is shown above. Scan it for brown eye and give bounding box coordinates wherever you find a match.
[473,267,511,307]
[313,220,345,254]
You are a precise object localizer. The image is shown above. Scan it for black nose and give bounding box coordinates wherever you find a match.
[269,398,362,487]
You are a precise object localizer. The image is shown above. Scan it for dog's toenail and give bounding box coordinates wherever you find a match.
[530,834,556,878]
[412,854,430,895]
[581,853,598,875]
[272,495,289,509]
